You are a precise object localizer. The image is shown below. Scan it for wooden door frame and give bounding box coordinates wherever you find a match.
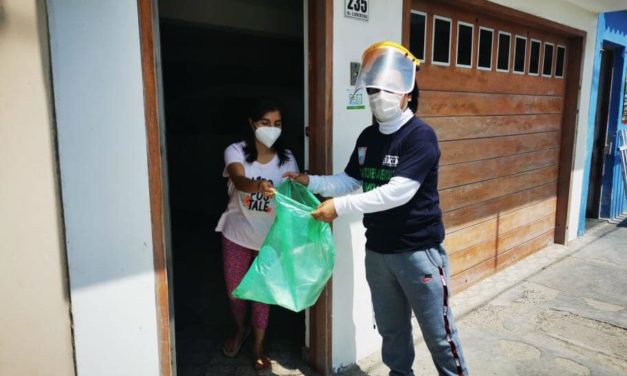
[403,0,586,245]
[306,0,334,374]
[137,0,334,374]
[137,0,174,375]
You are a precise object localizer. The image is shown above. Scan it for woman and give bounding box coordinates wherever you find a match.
[215,98,299,372]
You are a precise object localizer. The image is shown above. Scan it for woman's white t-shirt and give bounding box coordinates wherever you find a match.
[215,141,299,250]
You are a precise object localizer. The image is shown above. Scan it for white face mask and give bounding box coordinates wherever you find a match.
[254,126,282,148]
[368,91,404,122]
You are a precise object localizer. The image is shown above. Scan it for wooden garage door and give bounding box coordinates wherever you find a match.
[409,1,569,291]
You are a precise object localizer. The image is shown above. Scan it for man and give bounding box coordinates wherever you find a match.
[285,41,469,376]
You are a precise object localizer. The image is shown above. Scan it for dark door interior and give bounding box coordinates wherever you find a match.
[586,48,614,219]
[158,3,306,373]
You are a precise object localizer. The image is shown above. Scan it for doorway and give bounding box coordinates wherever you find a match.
[157,1,308,374]
[585,46,615,228]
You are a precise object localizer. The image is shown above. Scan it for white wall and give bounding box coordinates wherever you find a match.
[0,1,75,375]
[46,1,161,375]
[331,0,404,370]
[487,0,598,241]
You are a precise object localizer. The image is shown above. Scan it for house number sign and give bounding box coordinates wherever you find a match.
[345,0,368,21]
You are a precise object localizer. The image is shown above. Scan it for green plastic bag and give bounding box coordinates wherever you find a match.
[232,180,336,312]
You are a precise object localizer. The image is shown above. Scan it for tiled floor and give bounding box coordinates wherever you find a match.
[175,306,312,376]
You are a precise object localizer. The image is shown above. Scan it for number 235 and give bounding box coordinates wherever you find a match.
[347,0,367,12]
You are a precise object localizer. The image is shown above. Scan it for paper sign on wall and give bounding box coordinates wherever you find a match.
[345,0,368,21]
[347,89,365,110]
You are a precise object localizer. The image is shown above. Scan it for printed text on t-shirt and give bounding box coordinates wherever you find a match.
[241,177,273,213]
[360,167,394,192]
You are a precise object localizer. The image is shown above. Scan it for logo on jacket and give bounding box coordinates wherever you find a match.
[382,155,399,167]
[358,147,367,165]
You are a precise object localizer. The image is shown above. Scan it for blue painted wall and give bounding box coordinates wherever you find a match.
[579,11,627,236]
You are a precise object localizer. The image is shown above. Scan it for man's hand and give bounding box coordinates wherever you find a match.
[311,199,338,223]
[283,172,310,186]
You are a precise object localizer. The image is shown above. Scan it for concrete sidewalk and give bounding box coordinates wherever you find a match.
[225,217,627,375]
[348,216,627,376]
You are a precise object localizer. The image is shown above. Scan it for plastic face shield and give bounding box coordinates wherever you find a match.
[354,42,420,94]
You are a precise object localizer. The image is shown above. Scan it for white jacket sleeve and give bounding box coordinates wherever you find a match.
[307,172,362,197]
[333,176,420,216]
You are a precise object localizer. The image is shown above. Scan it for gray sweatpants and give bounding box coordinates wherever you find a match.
[365,246,469,376]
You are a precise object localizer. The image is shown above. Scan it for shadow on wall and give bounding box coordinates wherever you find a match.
[34,0,72,302]
[332,214,373,372]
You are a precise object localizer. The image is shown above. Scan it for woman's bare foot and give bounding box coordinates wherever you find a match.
[252,344,271,372]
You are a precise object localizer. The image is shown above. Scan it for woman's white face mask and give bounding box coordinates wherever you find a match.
[255,126,282,148]
[368,91,405,122]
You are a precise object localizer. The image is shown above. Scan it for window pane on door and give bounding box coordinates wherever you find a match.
[478,27,493,70]
[456,22,473,67]
[543,43,554,76]
[410,11,426,61]
[555,45,566,78]
[529,39,541,75]
[514,36,526,73]
[497,32,511,71]
[433,16,451,65]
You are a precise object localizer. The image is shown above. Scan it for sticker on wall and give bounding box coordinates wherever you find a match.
[347,89,365,110]
[345,0,368,22]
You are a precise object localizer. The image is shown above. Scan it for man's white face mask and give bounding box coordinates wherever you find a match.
[368,91,404,122]
[255,126,282,148]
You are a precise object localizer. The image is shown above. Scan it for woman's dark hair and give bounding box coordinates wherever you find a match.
[243,98,291,166]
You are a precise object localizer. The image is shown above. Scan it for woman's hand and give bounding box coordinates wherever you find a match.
[258,179,276,198]
[283,172,310,186]
[311,199,337,223]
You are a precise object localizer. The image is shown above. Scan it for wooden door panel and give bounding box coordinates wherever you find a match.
[450,228,554,292]
[498,197,557,235]
[419,92,564,117]
[440,131,560,165]
[450,258,496,293]
[449,239,497,275]
[440,165,558,211]
[444,198,556,259]
[418,65,566,95]
[443,181,557,236]
[428,114,562,141]
[496,230,554,270]
[497,214,556,253]
[443,181,557,233]
[443,217,497,254]
[439,148,559,189]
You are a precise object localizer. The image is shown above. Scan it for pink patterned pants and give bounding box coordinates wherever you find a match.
[222,236,269,330]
